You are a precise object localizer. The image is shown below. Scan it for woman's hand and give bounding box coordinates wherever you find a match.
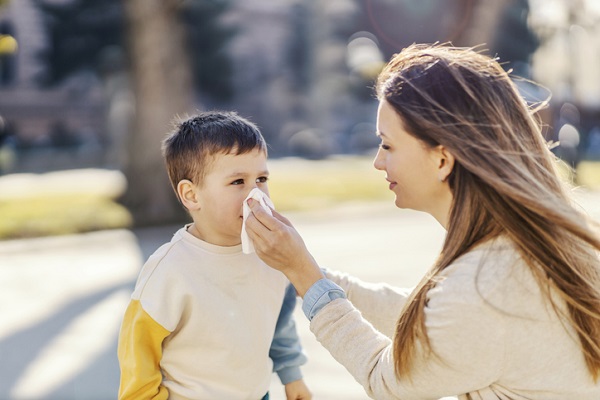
[245,199,324,297]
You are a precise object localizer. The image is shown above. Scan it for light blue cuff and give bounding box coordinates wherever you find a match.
[301,279,346,321]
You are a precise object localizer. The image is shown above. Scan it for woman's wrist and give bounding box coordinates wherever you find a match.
[301,279,346,320]
[287,258,325,297]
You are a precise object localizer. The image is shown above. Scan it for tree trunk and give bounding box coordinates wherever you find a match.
[122,0,194,226]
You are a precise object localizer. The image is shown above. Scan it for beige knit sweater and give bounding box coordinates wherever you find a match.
[314,237,600,400]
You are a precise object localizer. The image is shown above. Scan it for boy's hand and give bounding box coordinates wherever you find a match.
[284,379,312,400]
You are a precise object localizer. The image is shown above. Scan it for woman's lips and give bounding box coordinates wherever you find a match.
[386,178,397,190]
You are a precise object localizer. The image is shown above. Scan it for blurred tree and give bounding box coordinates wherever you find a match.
[34,0,124,85]
[121,0,194,225]
[358,0,476,59]
[0,20,17,86]
[182,0,237,103]
[286,2,312,94]
[35,0,236,226]
[35,0,235,99]
[452,0,538,76]
[491,0,539,77]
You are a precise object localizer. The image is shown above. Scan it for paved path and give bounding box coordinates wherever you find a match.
[1,191,599,400]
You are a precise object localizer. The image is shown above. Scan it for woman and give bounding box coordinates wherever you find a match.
[245,43,600,399]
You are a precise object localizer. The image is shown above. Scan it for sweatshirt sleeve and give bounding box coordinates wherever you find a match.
[117,299,171,400]
[269,283,308,384]
[309,264,506,400]
[322,268,411,338]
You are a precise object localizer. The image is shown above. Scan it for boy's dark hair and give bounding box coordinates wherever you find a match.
[162,111,267,198]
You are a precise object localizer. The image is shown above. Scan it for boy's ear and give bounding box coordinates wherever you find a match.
[177,179,201,211]
[435,145,455,183]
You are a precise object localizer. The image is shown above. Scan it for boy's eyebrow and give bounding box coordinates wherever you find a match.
[376,131,386,138]
[225,170,270,178]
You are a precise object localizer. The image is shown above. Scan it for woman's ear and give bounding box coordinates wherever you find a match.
[436,145,455,183]
[177,179,201,211]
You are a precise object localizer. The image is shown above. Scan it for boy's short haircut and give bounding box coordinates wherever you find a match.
[162,111,267,199]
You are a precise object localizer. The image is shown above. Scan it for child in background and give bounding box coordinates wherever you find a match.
[118,111,311,400]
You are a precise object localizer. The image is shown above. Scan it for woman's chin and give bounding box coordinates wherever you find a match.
[394,197,404,209]
[394,196,414,211]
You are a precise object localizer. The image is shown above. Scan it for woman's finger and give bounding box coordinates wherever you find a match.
[247,198,283,231]
[272,209,293,227]
[245,200,324,296]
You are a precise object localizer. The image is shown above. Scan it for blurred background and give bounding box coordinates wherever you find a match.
[0,0,599,234]
[0,0,600,399]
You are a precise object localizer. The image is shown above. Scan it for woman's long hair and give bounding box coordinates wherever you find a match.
[377,43,600,381]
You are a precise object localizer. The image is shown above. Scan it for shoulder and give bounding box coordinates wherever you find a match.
[420,238,530,379]
[132,229,194,297]
[440,237,517,283]
[428,236,544,319]
[130,230,204,329]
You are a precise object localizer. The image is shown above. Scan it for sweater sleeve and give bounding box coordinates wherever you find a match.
[309,264,506,400]
[322,268,411,338]
[270,283,308,384]
[117,299,171,400]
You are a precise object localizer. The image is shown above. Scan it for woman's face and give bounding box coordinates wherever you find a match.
[374,100,449,217]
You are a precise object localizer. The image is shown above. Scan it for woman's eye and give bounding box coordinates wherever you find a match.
[256,176,268,183]
[231,179,244,185]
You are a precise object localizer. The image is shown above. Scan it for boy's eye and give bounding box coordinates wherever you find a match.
[256,176,268,183]
[379,143,391,151]
[231,179,244,185]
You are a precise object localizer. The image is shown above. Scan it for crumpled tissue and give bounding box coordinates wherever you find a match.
[241,188,274,254]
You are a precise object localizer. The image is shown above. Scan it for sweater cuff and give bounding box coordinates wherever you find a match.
[302,279,346,321]
[277,365,303,385]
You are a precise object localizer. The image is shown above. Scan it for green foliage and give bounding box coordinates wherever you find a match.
[181,0,236,101]
[286,3,311,92]
[34,0,124,85]
[492,0,539,77]
[34,0,236,100]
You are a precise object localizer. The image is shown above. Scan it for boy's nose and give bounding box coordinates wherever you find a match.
[247,184,259,195]
[245,186,261,198]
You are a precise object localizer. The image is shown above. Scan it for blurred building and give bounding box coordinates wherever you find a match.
[224,0,542,157]
[2,0,596,172]
[225,0,387,157]
[0,0,106,172]
[224,0,301,152]
[529,0,600,162]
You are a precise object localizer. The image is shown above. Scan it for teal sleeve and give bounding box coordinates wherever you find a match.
[270,283,307,384]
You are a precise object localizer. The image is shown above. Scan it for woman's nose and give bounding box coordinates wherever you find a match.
[373,149,384,171]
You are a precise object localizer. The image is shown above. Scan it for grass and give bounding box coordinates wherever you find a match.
[0,194,132,239]
[0,156,598,240]
[0,169,132,240]
[576,161,600,188]
[268,156,392,210]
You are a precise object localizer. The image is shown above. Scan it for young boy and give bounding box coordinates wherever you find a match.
[117,111,311,400]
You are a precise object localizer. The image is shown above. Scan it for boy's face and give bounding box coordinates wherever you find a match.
[193,148,269,247]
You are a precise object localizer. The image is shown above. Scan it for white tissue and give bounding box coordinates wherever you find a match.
[241,188,274,254]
